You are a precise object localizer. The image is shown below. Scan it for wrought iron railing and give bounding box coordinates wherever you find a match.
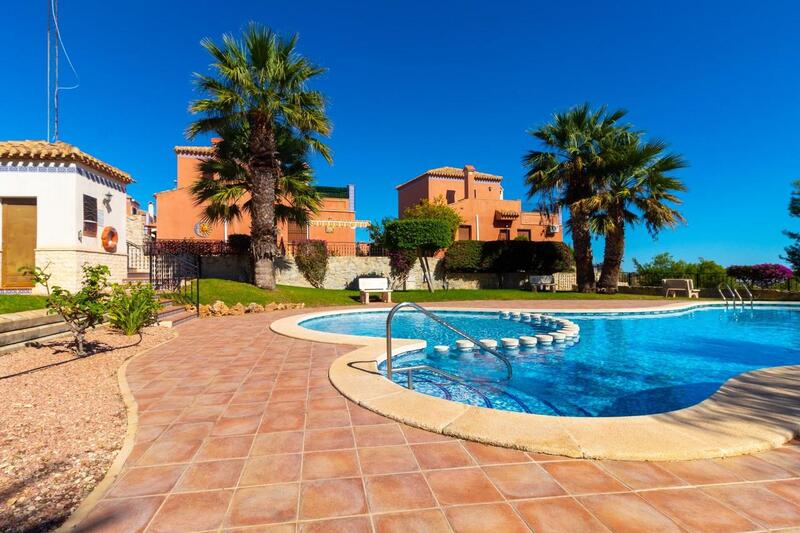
[127,242,150,273]
[148,250,201,315]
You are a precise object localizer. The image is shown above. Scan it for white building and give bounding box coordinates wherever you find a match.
[0,141,132,293]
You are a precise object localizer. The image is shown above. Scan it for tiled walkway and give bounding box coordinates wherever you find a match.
[75,310,800,532]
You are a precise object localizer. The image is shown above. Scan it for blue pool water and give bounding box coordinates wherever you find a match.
[301,306,800,417]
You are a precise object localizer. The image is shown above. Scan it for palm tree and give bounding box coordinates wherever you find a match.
[188,23,332,289]
[586,135,687,292]
[523,104,629,292]
[190,124,323,259]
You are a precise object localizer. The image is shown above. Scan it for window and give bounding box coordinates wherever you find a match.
[457,225,472,240]
[446,190,456,204]
[83,195,98,237]
[517,229,531,241]
[498,229,510,241]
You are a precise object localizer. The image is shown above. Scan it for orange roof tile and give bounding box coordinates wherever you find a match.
[396,165,503,190]
[174,145,215,156]
[0,140,132,183]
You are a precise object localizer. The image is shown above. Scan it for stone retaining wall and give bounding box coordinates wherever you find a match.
[34,249,127,293]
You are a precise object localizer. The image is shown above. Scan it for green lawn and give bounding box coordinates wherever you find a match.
[196,278,669,307]
[0,294,48,315]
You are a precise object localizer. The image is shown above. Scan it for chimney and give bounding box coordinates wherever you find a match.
[463,165,475,199]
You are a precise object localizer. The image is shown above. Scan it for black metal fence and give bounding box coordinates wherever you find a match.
[126,241,200,315]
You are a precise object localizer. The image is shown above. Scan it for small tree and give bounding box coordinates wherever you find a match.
[402,197,462,237]
[294,240,329,288]
[384,218,453,292]
[24,264,111,356]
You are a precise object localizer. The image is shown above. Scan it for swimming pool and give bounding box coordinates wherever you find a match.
[301,305,800,417]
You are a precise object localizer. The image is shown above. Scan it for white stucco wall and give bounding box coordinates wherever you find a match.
[0,161,128,292]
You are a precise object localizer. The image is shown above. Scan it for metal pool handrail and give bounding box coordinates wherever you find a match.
[739,283,755,308]
[385,302,513,382]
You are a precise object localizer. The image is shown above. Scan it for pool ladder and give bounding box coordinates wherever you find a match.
[385,302,513,390]
[718,283,754,308]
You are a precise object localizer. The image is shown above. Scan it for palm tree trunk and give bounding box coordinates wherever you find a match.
[249,113,279,290]
[570,205,595,292]
[599,213,625,293]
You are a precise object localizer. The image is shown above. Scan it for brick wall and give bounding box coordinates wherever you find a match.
[34,250,127,293]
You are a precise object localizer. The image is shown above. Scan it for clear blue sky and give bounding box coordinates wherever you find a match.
[3,0,799,269]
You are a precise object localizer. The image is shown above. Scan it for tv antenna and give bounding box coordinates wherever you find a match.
[47,0,79,142]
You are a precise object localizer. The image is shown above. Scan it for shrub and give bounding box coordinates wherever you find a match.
[443,240,574,274]
[384,219,453,255]
[387,249,417,288]
[442,240,484,272]
[633,253,726,288]
[295,240,328,288]
[23,264,111,356]
[227,234,251,254]
[727,263,793,288]
[402,197,462,236]
[108,283,161,335]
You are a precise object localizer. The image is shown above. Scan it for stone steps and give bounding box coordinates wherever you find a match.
[0,310,70,353]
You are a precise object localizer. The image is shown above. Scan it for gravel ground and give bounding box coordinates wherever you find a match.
[0,326,176,532]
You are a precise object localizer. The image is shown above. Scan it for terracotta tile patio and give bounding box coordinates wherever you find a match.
[74,310,800,532]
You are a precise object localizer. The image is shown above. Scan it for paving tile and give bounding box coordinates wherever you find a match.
[305,409,350,429]
[260,412,305,432]
[599,460,687,490]
[175,459,244,491]
[135,438,202,466]
[77,495,165,533]
[196,435,255,461]
[400,425,454,443]
[515,497,609,533]
[225,484,299,527]
[138,409,183,426]
[424,467,504,505]
[713,454,794,481]
[299,478,367,520]
[766,479,800,506]
[703,483,800,529]
[222,403,267,418]
[579,493,682,532]
[373,509,451,533]
[483,462,565,499]
[307,397,347,412]
[358,445,419,475]
[659,459,741,485]
[640,488,758,532]
[411,442,474,470]
[108,465,185,498]
[251,431,304,455]
[302,449,360,480]
[161,421,214,441]
[462,441,531,465]
[364,472,437,512]
[303,427,355,451]
[212,414,262,436]
[755,446,800,475]
[178,404,226,422]
[148,490,232,532]
[240,453,302,486]
[299,516,372,533]
[445,503,530,533]
[353,424,406,447]
[541,460,627,494]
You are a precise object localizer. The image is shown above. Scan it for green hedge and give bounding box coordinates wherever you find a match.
[443,240,574,274]
[384,218,453,254]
